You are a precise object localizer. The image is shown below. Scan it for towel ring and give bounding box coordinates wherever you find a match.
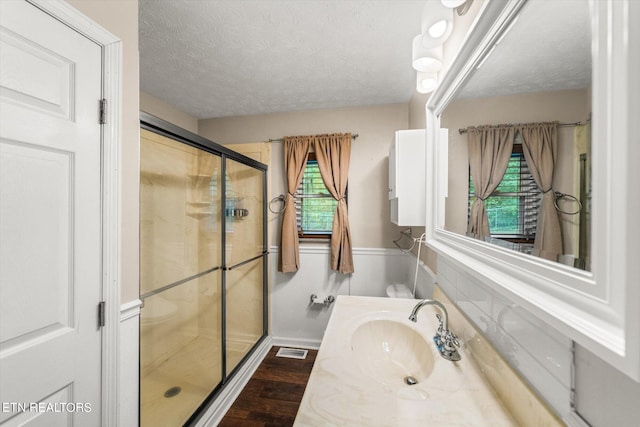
[554,192,582,215]
[268,194,286,214]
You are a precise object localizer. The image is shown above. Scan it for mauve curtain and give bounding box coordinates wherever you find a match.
[518,122,563,261]
[314,133,354,274]
[467,126,515,240]
[278,136,311,273]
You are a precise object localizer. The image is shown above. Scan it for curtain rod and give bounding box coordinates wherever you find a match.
[267,133,359,143]
[458,121,588,134]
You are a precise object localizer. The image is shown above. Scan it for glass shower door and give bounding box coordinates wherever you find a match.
[139,129,223,427]
[223,157,266,375]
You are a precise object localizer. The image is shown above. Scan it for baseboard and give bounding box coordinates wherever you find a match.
[119,299,141,427]
[272,336,322,350]
[194,335,273,427]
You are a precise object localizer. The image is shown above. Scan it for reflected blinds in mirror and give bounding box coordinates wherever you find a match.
[468,134,541,246]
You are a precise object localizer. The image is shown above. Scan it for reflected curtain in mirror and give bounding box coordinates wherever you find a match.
[314,133,354,274]
[467,126,515,240]
[278,137,311,272]
[518,122,562,261]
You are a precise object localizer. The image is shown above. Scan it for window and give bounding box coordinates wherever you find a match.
[295,153,346,238]
[468,135,541,241]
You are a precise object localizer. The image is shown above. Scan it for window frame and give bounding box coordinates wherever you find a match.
[295,152,348,240]
[468,139,540,244]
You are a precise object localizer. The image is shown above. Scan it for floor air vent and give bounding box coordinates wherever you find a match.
[276,347,308,360]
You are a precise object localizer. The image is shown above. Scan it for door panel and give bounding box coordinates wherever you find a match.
[140,129,225,427]
[225,257,264,375]
[0,1,103,424]
[0,25,74,120]
[140,129,223,294]
[0,141,74,342]
[224,158,265,267]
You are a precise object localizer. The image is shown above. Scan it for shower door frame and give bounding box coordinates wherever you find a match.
[139,112,268,425]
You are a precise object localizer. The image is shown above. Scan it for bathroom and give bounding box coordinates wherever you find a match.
[1,0,638,426]
[136,0,640,423]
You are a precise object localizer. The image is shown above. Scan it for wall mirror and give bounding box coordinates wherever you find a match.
[425,0,639,380]
[442,0,591,272]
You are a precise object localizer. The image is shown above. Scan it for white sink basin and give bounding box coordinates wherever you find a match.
[296,296,517,426]
[350,319,434,386]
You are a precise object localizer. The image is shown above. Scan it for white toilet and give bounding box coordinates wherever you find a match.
[385,283,414,299]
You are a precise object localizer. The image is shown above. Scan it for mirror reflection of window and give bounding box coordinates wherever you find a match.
[468,134,540,254]
[442,0,591,271]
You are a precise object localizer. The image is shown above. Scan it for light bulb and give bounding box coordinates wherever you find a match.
[412,36,444,72]
[441,0,467,8]
[416,72,438,94]
[421,1,454,48]
[428,20,448,38]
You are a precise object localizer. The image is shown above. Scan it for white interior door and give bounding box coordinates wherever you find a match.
[0,1,103,425]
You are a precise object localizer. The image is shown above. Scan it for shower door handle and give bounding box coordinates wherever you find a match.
[140,265,222,302]
[224,251,268,271]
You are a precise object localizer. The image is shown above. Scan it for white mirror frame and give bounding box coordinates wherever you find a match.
[425,0,640,381]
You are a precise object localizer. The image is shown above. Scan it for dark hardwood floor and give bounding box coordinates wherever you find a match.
[219,346,318,427]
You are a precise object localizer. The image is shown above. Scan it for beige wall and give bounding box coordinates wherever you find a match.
[442,88,590,254]
[140,91,199,134]
[199,104,411,249]
[408,91,429,129]
[67,0,140,303]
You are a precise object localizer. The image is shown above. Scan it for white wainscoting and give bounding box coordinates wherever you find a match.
[119,299,141,427]
[436,255,573,420]
[269,246,435,349]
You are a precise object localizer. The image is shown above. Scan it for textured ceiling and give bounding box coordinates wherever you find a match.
[139,0,592,120]
[457,0,591,99]
[139,0,426,119]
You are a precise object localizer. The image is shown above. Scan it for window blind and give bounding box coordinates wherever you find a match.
[469,137,541,238]
[294,159,338,235]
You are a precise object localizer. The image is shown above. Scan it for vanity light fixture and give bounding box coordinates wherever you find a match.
[412,35,444,72]
[421,0,454,48]
[428,20,448,38]
[416,71,438,94]
[441,0,474,16]
[441,0,466,7]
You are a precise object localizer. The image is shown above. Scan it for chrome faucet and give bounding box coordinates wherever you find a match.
[409,299,461,362]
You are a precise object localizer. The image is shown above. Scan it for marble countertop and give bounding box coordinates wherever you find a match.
[294,296,517,426]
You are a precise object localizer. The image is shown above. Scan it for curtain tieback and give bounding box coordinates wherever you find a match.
[470,192,487,202]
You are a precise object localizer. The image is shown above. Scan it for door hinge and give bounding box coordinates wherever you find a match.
[99,98,107,124]
[98,301,106,327]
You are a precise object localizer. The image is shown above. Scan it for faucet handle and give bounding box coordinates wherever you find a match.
[443,330,460,349]
[441,330,462,362]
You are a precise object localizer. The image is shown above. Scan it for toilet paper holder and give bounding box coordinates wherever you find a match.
[310,294,335,305]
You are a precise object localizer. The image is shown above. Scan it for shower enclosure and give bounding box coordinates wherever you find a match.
[139,113,267,426]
